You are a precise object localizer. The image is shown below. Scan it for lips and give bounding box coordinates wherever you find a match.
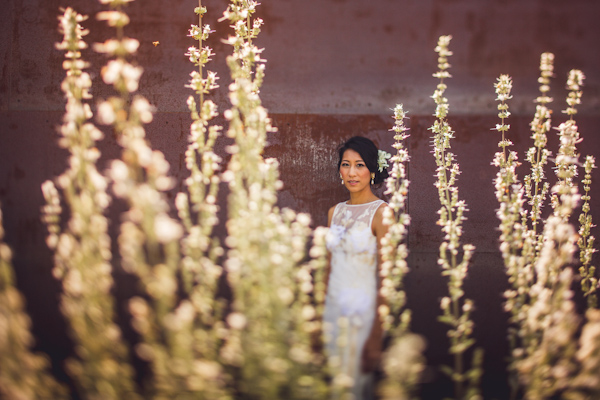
[347,180,359,185]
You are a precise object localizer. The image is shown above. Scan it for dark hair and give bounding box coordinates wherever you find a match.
[337,136,389,185]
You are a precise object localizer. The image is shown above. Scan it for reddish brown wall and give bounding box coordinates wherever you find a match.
[1,0,600,398]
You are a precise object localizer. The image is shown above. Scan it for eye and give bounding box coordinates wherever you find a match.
[357,163,365,168]
[341,162,349,167]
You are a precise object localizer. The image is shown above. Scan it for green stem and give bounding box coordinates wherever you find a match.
[453,295,463,399]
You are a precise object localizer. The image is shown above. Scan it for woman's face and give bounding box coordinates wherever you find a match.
[339,149,371,193]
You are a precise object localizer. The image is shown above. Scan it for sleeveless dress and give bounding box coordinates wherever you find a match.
[324,199,385,400]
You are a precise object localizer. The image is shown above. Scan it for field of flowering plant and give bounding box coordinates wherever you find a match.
[0,1,598,400]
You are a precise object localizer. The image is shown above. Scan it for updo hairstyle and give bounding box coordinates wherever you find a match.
[337,136,389,185]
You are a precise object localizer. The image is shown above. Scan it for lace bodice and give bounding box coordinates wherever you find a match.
[325,199,384,317]
[326,200,384,255]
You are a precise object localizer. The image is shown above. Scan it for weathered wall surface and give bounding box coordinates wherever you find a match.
[1,0,600,398]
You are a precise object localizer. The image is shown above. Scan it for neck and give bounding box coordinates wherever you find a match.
[348,187,378,205]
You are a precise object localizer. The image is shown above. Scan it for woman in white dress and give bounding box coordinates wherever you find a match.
[324,136,390,399]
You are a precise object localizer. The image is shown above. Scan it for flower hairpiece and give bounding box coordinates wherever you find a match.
[378,150,391,172]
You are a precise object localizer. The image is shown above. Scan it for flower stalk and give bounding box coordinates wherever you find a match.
[0,205,67,399]
[491,74,536,400]
[377,104,426,399]
[379,104,411,336]
[41,7,139,398]
[551,70,584,219]
[515,69,589,400]
[578,156,598,308]
[219,1,328,398]
[94,1,207,397]
[173,4,227,385]
[430,35,483,400]
[524,53,553,241]
[516,218,580,399]
[177,0,223,295]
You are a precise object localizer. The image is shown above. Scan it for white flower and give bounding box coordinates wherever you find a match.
[277,287,294,305]
[102,59,123,84]
[96,11,130,27]
[121,62,143,92]
[131,97,154,124]
[122,38,139,54]
[378,149,391,172]
[227,312,247,330]
[440,296,451,310]
[94,39,120,55]
[101,59,143,92]
[97,101,116,125]
[154,214,183,243]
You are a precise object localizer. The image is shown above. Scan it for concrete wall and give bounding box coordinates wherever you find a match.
[1,0,600,398]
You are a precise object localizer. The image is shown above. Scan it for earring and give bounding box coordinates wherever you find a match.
[340,174,344,185]
[371,173,375,185]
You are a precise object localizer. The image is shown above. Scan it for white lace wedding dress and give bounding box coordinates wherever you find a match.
[324,199,384,400]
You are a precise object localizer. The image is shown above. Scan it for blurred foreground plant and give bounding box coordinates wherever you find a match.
[430,35,483,400]
[94,0,202,397]
[219,1,329,398]
[0,205,67,400]
[514,71,587,397]
[42,7,139,398]
[171,1,231,397]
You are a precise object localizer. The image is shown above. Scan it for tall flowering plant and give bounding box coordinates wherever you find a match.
[429,35,483,400]
[492,55,600,399]
[491,76,521,399]
[506,67,596,399]
[491,73,540,400]
[554,69,600,309]
[567,309,600,398]
[379,104,412,336]
[170,3,231,396]
[0,205,67,399]
[41,7,139,398]
[551,70,584,218]
[219,1,328,398]
[523,54,553,242]
[516,143,582,398]
[176,1,224,297]
[578,155,597,308]
[93,0,205,397]
[377,104,426,400]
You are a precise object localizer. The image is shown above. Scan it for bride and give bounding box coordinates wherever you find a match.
[324,136,390,399]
